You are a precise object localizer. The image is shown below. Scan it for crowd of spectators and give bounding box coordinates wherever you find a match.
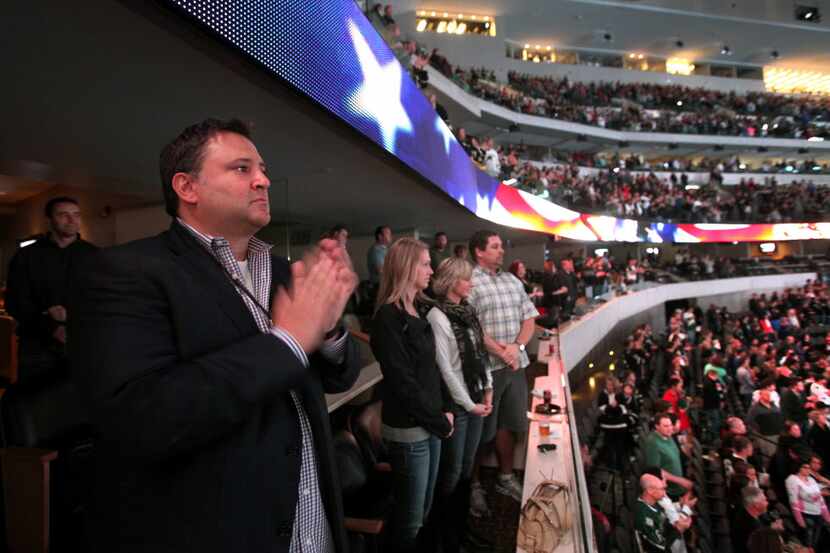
[585,280,830,552]
[364,5,830,225]
[455,132,830,222]
[518,164,830,223]
[445,66,830,140]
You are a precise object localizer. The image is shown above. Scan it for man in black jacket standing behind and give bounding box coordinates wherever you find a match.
[6,196,96,385]
[69,119,360,553]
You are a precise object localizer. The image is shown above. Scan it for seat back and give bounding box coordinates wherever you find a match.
[333,430,368,497]
[0,316,18,385]
[1,376,94,552]
[349,400,387,468]
[2,377,90,449]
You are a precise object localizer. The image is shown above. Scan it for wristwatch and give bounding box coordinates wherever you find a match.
[515,342,526,353]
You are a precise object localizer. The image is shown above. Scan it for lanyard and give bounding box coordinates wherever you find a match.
[208,251,273,322]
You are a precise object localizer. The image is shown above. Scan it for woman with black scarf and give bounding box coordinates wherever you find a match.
[426,257,493,552]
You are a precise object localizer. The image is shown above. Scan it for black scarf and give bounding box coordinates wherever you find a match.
[435,299,489,403]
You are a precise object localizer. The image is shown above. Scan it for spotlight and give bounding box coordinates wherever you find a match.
[675,40,684,48]
[721,45,732,55]
[795,5,821,23]
[770,50,780,59]
[603,32,613,42]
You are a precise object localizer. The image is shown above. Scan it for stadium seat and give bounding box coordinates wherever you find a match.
[1,376,93,552]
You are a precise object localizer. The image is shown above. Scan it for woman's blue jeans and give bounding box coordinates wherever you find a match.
[437,410,485,496]
[385,435,441,552]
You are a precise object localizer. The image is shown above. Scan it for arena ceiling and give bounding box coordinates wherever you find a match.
[393,0,830,72]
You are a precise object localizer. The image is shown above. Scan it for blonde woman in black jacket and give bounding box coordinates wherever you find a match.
[371,237,453,553]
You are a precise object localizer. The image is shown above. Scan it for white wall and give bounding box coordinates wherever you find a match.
[495,61,765,94]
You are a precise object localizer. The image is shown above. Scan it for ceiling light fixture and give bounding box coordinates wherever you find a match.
[795,5,821,23]
[666,57,695,76]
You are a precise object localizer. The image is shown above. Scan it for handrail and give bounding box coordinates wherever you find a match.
[556,330,597,553]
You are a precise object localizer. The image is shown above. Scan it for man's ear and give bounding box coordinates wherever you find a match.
[171,172,199,208]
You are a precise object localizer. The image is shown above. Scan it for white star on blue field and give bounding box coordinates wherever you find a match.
[345,19,412,154]
[436,115,453,155]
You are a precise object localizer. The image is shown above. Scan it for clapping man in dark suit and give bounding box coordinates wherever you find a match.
[69,118,360,553]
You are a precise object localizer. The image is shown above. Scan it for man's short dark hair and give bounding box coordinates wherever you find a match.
[653,412,672,428]
[159,118,253,217]
[469,230,498,263]
[733,436,751,453]
[435,231,447,239]
[45,196,79,218]
[322,224,348,240]
[374,226,390,241]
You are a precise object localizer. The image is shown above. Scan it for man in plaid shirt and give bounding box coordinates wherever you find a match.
[466,230,539,515]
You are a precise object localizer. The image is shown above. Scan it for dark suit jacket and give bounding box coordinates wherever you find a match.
[68,222,360,553]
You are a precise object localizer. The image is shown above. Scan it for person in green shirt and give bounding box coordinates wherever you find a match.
[703,357,727,382]
[643,413,693,499]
